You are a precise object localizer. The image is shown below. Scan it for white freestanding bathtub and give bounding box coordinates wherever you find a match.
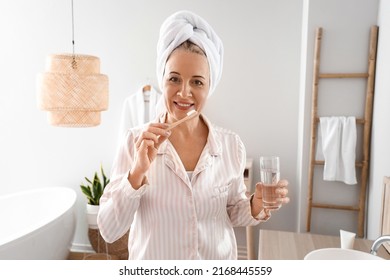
[0,187,77,259]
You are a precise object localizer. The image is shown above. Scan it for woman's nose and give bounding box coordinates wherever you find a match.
[178,82,192,97]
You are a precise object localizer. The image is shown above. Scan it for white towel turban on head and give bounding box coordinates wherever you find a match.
[156,10,224,97]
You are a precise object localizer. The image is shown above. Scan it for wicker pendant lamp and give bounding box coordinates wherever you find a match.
[37,1,108,127]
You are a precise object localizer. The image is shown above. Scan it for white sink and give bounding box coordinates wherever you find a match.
[304,248,384,260]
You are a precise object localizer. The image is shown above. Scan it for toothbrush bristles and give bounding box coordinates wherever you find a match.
[187,109,196,116]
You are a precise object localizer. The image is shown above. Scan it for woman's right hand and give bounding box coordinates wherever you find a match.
[128,123,171,188]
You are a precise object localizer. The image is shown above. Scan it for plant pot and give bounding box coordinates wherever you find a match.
[85,204,129,259]
[88,228,129,260]
[86,204,99,229]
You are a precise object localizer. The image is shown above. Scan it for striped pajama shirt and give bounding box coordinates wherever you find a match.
[98,115,262,259]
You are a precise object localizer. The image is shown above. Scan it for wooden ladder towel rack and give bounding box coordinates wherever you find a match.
[306,26,378,238]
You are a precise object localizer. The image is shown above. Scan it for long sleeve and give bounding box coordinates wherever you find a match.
[226,134,260,227]
[97,130,146,243]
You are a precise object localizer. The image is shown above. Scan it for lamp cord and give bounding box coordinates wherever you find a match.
[71,0,77,69]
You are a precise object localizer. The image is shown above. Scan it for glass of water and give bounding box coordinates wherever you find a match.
[260,156,281,210]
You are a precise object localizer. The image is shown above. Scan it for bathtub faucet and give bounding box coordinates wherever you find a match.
[370,235,390,255]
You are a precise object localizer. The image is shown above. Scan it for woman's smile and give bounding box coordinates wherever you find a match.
[174,101,195,111]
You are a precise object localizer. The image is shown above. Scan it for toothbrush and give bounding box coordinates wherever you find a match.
[167,110,199,130]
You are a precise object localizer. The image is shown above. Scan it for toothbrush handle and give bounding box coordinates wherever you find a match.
[167,112,198,130]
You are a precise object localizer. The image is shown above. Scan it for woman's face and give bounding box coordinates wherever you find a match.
[162,49,210,122]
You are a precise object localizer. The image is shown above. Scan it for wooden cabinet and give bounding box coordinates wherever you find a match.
[244,158,254,194]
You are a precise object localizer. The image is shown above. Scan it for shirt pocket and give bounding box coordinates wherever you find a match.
[212,181,232,199]
[210,181,233,218]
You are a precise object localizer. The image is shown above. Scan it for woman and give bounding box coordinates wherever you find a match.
[97,10,289,260]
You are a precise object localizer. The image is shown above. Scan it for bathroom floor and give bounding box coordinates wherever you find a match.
[67,251,123,260]
[67,252,85,260]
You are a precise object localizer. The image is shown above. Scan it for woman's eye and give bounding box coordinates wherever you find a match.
[169,76,180,83]
[194,80,203,86]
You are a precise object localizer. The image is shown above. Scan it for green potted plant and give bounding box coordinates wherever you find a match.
[80,164,129,259]
[80,164,110,229]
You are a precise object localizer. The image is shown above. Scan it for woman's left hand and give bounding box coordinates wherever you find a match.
[250,179,290,219]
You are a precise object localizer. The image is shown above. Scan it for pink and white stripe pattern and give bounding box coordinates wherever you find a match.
[98,116,262,259]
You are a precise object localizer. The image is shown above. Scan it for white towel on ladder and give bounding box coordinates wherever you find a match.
[319,116,357,185]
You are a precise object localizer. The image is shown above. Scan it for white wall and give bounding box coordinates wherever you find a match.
[368,0,390,240]
[0,0,302,253]
[2,0,386,257]
[298,0,379,236]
